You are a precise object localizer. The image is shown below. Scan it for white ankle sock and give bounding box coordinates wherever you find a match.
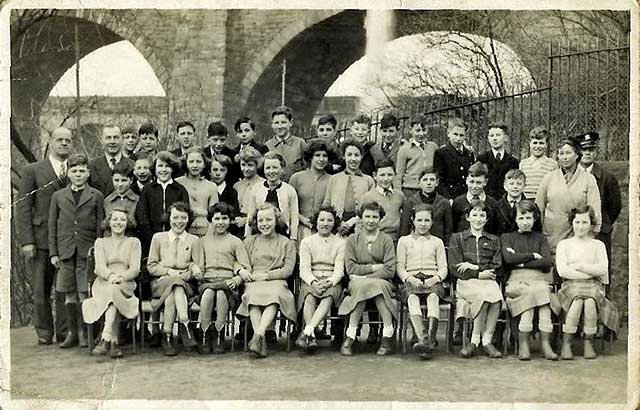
[303,325,314,336]
[382,326,394,338]
[346,326,357,339]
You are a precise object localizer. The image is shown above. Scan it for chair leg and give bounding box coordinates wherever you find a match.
[131,320,137,354]
[87,323,94,354]
[447,305,454,353]
[402,308,408,354]
[244,319,248,352]
[286,319,291,353]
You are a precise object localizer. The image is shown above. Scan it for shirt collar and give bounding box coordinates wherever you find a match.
[584,164,594,174]
[264,180,282,190]
[274,135,292,146]
[410,138,426,148]
[466,191,486,203]
[491,148,505,159]
[375,186,393,196]
[217,181,227,195]
[168,230,187,242]
[158,179,173,189]
[106,189,136,202]
[105,152,122,165]
[48,155,67,176]
[344,168,363,177]
[461,229,489,240]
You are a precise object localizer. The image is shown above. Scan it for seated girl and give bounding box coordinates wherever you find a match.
[192,202,251,354]
[82,208,141,358]
[448,201,504,359]
[175,147,218,237]
[556,205,619,360]
[396,203,447,360]
[147,202,201,356]
[296,206,345,353]
[236,203,297,358]
[501,200,559,360]
[338,201,397,356]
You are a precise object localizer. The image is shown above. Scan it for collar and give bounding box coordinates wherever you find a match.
[344,168,363,177]
[105,152,123,164]
[107,189,136,202]
[217,181,227,194]
[70,185,85,192]
[448,142,465,154]
[158,179,173,189]
[168,230,187,242]
[582,163,594,174]
[460,229,489,240]
[420,190,437,203]
[410,232,431,240]
[274,135,292,146]
[410,138,426,148]
[264,180,282,190]
[491,148,506,159]
[466,191,486,203]
[48,155,67,171]
[375,186,393,196]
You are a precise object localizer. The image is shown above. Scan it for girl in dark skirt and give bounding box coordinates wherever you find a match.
[396,203,447,360]
[339,201,397,356]
[236,203,297,358]
[147,202,201,356]
[556,205,619,360]
[192,202,251,354]
[296,206,345,353]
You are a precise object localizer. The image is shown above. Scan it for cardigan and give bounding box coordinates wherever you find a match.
[234,176,265,216]
[399,191,453,244]
[244,181,299,239]
[344,231,396,280]
[192,233,251,285]
[48,185,105,260]
[299,233,345,287]
[535,167,602,251]
[94,236,141,281]
[322,171,375,219]
[396,234,448,283]
[447,230,503,281]
[243,234,296,280]
[289,169,331,219]
[394,139,438,190]
[147,231,200,279]
[500,231,553,280]
[519,155,558,199]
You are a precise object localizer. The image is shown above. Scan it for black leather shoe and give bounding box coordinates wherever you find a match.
[305,336,318,353]
[340,337,355,356]
[452,331,463,346]
[265,330,277,344]
[162,334,178,356]
[38,337,53,345]
[179,323,197,348]
[376,336,395,356]
[92,339,109,355]
[109,342,123,358]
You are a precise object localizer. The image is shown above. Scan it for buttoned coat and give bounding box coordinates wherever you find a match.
[591,162,622,235]
[433,143,476,199]
[477,150,520,199]
[48,185,104,260]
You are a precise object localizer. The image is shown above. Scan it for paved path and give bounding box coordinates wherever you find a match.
[8,326,627,403]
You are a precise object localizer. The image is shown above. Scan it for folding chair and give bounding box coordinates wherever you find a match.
[85,246,137,354]
[399,280,455,354]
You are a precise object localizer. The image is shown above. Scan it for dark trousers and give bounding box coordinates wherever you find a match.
[31,249,67,340]
[596,232,613,282]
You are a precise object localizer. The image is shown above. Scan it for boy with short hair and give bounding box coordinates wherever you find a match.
[494,169,541,235]
[395,114,439,197]
[48,153,105,348]
[264,105,307,182]
[138,122,159,159]
[316,114,343,174]
[451,161,498,234]
[399,168,453,245]
[519,126,558,199]
[477,121,520,199]
[433,118,476,200]
[360,159,405,244]
[233,116,269,156]
[104,161,139,237]
[370,113,404,168]
[122,125,139,159]
[171,121,196,159]
[205,121,239,184]
[131,152,153,195]
[349,114,375,176]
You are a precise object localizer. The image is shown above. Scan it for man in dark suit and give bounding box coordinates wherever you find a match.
[16,127,71,345]
[577,132,622,281]
[433,118,476,200]
[477,122,520,199]
[89,125,134,197]
[170,121,196,177]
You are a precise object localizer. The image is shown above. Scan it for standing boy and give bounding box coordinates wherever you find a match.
[349,114,376,176]
[48,153,105,348]
[138,122,160,159]
[104,161,139,237]
[171,121,196,158]
[395,114,439,197]
[370,113,404,168]
[399,168,453,245]
[519,126,558,199]
[265,105,307,182]
[205,121,239,184]
[122,125,139,159]
[477,122,520,199]
[131,152,154,195]
[451,162,498,234]
[493,169,542,236]
[433,118,476,200]
[89,125,135,196]
[316,114,343,174]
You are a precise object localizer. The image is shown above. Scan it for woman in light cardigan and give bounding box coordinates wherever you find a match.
[244,151,299,241]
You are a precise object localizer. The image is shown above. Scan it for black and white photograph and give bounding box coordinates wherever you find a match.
[1,1,637,409]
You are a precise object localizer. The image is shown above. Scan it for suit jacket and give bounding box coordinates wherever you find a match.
[170,148,188,178]
[48,186,104,259]
[477,151,520,199]
[204,145,240,185]
[17,159,68,249]
[369,139,404,168]
[89,154,135,197]
[433,143,476,199]
[591,162,622,235]
[493,196,542,236]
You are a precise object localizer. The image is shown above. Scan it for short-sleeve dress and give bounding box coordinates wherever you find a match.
[338,231,398,319]
[236,234,297,321]
[555,237,619,333]
[82,236,141,323]
[297,233,345,311]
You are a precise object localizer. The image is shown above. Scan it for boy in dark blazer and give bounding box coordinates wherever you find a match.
[493,169,542,235]
[369,113,404,168]
[477,121,520,199]
[433,118,476,200]
[451,162,498,234]
[89,125,135,196]
[49,153,105,348]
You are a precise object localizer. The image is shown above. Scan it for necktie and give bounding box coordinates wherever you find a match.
[509,200,516,208]
[383,188,392,196]
[472,195,480,202]
[496,152,502,162]
[59,162,67,179]
[109,157,117,169]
